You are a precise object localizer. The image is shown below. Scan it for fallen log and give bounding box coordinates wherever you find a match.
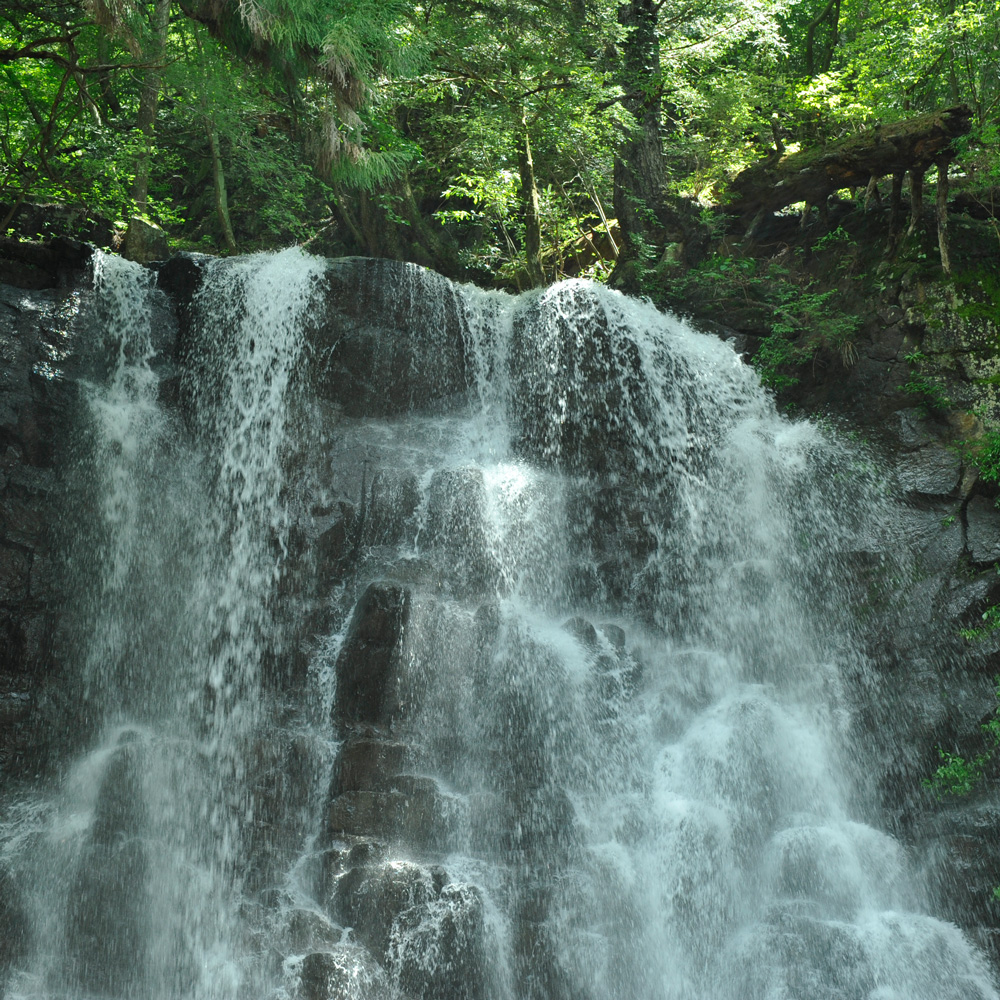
[725,105,972,223]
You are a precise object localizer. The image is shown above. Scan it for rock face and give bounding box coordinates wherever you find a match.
[157,254,475,419]
[0,258,88,775]
[507,283,651,474]
[0,244,181,776]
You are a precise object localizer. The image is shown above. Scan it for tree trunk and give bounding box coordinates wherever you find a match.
[887,171,905,250]
[96,33,122,117]
[906,168,925,238]
[517,113,544,287]
[207,125,236,251]
[611,0,703,283]
[936,159,951,275]
[131,0,170,212]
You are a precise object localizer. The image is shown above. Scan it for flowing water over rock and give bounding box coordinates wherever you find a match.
[0,249,996,1000]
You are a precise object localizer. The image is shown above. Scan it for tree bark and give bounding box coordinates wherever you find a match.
[727,105,971,232]
[517,113,544,287]
[131,0,170,212]
[937,159,951,275]
[906,168,925,238]
[611,0,704,282]
[207,124,236,251]
[887,171,905,249]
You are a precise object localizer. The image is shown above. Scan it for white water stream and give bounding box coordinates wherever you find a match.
[0,249,994,1000]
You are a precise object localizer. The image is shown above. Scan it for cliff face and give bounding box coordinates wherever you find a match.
[0,241,106,777]
[0,240,179,778]
[2,233,1000,992]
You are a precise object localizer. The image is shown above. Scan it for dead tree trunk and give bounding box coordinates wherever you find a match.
[887,171,905,250]
[726,105,970,270]
[937,159,951,275]
[906,168,925,238]
[727,105,970,224]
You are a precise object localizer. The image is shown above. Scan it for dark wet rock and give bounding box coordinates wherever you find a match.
[738,910,877,1000]
[334,859,438,959]
[565,482,661,603]
[966,496,1000,564]
[0,545,31,603]
[65,740,149,996]
[317,840,389,910]
[562,617,599,650]
[897,445,962,496]
[332,736,408,795]
[155,251,210,303]
[362,470,420,547]
[393,882,489,1000]
[297,946,390,1000]
[925,830,1000,939]
[0,863,30,981]
[599,623,626,652]
[121,218,170,265]
[0,236,94,290]
[286,908,344,954]
[246,734,326,892]
[333,583,411,730]
[312,258,471,417]
[473,601,502,649]
[326,778,456,851]
[425,468,497,593]
[588,647,642,723]
[507,283,651,474]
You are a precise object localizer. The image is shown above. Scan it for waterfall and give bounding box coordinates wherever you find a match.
[0,249,995,1000]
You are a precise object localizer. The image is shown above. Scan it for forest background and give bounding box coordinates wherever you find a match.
[2,0,997,287]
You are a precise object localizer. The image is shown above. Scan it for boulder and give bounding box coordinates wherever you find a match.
[896,445,961,496]
[562,617,599,650]
[121,218,170,264]
[296,946,390,1000]
[966,496,1000,564]
[333,583,411,730]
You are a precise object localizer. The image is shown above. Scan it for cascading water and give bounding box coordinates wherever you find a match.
[0,248,995,1000]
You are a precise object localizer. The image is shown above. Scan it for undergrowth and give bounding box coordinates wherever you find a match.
[671,251,861,390]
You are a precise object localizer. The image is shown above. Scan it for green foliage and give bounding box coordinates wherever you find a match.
[959,605,1000,641]
[924,681,1000,797]
[969,430,1000,487]
[672,253,861,390]
[898,349,953,413]
[1,0,999,260]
